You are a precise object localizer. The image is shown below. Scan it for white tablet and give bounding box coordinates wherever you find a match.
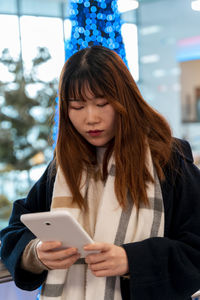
[20,210,97,257]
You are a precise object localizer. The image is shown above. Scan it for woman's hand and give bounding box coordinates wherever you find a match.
[84,243,129,277]
[36,241,80,270]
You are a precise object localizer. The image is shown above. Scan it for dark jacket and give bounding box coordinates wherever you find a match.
[1,140,200,300]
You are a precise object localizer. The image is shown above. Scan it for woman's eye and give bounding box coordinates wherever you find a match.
[70,106,84,110]
[97,102,108,107]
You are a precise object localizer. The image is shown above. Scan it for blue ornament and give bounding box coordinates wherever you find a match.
[84,1,90,8]
[86,18,92,25]
[78,38,84,45]
[101,2,107,9]
[91,23,97,30]
[84,29,90,36]
[91,6,97,13]
[82,41,88,47]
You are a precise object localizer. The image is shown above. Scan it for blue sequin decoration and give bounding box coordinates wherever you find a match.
[65,0,127,65]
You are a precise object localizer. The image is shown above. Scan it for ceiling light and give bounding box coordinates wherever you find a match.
[191,0,200,11]
[140,26,161,36]
[117,0,139,13]
[140,54,160,64]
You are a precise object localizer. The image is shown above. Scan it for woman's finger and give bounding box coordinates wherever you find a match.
[88,261,109,272]
[39,247,78,261]
[37,241,62,251]
[91,269,112,277]
[85,252,107,264]
[44,253,80,270]
[84,242,110,252]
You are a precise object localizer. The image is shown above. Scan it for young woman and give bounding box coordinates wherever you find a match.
[1,46,200,300]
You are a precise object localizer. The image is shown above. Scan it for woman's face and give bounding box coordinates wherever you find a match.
[68,86,116,147]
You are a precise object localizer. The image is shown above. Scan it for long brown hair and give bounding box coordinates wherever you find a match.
[55,46,173,210]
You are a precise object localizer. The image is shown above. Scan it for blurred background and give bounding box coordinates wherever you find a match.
[0,0,200,297]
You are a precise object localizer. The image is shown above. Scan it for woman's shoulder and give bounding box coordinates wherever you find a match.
[172,138,193,163]
[162,138,197,188]
[37,159,57,184]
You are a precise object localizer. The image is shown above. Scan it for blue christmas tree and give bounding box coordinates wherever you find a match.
[65,0,127,64]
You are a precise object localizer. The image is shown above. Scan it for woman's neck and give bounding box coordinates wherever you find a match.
[96,146,107,164]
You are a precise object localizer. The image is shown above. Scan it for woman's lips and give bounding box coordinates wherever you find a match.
[87,130,103,137]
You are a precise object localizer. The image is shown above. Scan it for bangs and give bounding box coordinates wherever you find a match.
[67,69,114,102]
[68,77,104,101]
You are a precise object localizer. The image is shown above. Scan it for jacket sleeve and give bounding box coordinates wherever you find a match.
[122,142,200,300]
[0,162,55,291]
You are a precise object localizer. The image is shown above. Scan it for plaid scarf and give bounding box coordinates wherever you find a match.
[39,150,164,300]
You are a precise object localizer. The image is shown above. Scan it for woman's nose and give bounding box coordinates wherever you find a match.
[86,106,100,124]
